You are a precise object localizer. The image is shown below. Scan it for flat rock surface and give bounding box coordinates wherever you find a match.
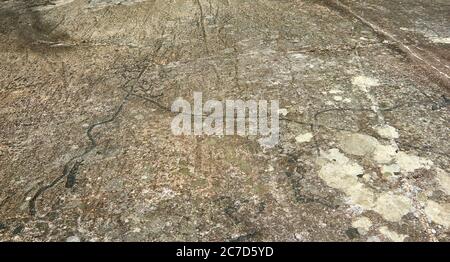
[0,0,449,241]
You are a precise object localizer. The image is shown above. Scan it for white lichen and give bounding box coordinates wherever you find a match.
[374,125,399,139]
[295,133,313,144]
[379,226,407,242]
[373,193,413,222]
[436,168,450,195]
[352,217,373,235]
[424,200,450,228]
[351,75,380,92]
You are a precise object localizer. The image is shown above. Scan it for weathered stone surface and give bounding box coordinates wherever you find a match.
[0,0,449,241]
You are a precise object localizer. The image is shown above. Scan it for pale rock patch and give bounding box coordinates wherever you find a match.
[373,144,398,164]
[352,217,373,235]
[435,168,450,195]
[429,37,450,44]
[289,53,308,60]
[278,108,288,116]
[33,0,74,11]
[258,136,278,149]
[329,89,343,94]
[351,76,380,92]
[319,148,350,164]
[333,96,343,102]
[295,133,313,144]
[317,143,432,224]
[344,183,377,209]
[338,133,379,156]
[366,236,381,242]
[88,0,148,10]
[379,226,407,242]
[424,200,450,228]
[396,152,433,173]
[381,164,401,176]
[134,114,145,120]
[373,192,413,222]
[399,29,450,44]
[339,132,433,172]
[294,232,309,241]
[374,125,399,139]
[66,235,81,242]
[318,149,375,209]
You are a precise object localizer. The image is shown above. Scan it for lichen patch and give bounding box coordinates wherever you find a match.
[352,217,372,235]
[351,75,380,92]
[396,152,433,173]
[436,169,450,195]
[338,133,379,156]
[373,193,413,222]
[295,133,314,144]
[379,226,407,242]
[374,125,399,139]
[424,201,450,228]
